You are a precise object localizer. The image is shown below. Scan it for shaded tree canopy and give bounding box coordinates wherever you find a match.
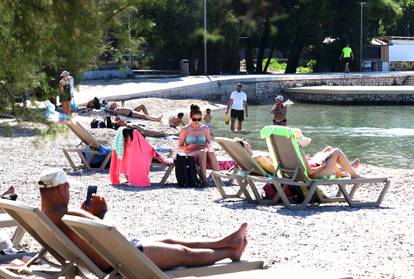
[0,0,412,120]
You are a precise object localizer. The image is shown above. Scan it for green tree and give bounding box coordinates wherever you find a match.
[0,0,146,119]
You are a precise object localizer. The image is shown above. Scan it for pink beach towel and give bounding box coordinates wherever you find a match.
[110,130,156,187]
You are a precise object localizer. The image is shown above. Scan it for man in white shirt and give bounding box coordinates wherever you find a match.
[226,83,248,131]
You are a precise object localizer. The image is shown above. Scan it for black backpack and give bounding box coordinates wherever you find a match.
[174,154,200,187]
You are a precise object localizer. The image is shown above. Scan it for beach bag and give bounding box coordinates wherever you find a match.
[174,154,199,187]
[70,100,78,112]
[262,183,304,204]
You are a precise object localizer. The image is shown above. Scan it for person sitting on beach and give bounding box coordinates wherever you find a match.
[107,102,162,122]
[203,108,212,129]
[293,129,361,179]
[169,113,185,128]
[306,146,360,178]
[114,116,168,138]
[235,138,276,174]
[37,168,248,272]
[271,95,287,126]
[179,105,220,185]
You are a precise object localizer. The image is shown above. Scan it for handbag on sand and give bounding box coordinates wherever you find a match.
[174,153,200,187]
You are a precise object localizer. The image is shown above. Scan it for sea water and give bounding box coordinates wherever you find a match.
[211,104,414,169]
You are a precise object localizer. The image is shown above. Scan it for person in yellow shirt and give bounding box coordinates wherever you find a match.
[339,44,353,73]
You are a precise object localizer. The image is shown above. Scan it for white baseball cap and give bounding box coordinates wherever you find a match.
[60,70,70,77]
[38,168,68,188]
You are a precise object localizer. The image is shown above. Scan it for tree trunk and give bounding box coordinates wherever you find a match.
[255,20,270,74]
[285,43,303,74]
[245,38,255,73]
[264,39,277,73]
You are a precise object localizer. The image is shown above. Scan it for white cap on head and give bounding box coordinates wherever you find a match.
[60,70,69,77]
[38,168,68,188]
[292,128,312,147]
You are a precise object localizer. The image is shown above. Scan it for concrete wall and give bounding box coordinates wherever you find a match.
[105,72,412,105]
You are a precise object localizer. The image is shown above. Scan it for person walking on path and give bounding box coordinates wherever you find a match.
[59,70,75,115]
[271,95,287,126]
[339,44,353,73]
[226,83,248,131]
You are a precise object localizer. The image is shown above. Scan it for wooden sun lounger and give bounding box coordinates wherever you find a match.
[260,126,391,209]
[210,137,280,205]
[0,199,106,279]
[62,215,265,279]
[63,120,112,171]
[0,208,25,248]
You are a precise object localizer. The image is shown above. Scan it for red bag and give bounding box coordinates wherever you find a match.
[262,183,295,202]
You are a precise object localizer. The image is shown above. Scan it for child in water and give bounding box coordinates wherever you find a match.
[203,108,212,130]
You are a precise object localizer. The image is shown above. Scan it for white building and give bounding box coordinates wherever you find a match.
[372,36,414,71]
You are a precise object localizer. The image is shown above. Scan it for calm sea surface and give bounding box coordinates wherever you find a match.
[211,104,414,169]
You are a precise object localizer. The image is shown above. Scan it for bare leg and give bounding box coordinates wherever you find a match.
[62,101,71,115]
[197,150,209,186]
[133,104,149,115]
[313,149,359,178]
[131,112,162,122]
[142,243,235,270]
[237,120,242,131]
[230,118,235,131]
[144,223,248,269]
[158,223,247,250]
[207,151,220,171]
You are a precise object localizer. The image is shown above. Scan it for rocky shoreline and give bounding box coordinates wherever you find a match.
[0,98,413,278]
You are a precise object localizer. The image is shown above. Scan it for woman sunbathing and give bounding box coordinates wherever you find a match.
[108,102,162,122]
[114,116,167,137]
[294,129,361,179]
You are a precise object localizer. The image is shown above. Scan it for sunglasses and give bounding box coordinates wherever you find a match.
[192,117,202,122]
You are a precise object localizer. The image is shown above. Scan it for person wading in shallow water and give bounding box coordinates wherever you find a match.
[226,83,248,132]
[271,95,287,126]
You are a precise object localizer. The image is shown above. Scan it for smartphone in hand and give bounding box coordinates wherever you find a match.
[85,186,98,209]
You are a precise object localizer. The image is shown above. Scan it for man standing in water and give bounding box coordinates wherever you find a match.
[339,43,353,73]
[226,83,248,131]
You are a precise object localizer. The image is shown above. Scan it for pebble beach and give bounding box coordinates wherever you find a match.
[0,98,413,278]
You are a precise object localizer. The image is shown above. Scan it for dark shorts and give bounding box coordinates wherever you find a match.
[343,57,351,64]
[230,109,244,121]
[131,239,144,252]
[273,119,287,126]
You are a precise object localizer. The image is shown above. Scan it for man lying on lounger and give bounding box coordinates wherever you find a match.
[38,168,248,272]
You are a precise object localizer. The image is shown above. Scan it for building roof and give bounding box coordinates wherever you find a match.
[374,36,414,42]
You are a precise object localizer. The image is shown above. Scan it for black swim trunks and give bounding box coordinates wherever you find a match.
[273,119,287,126]
[130,239,144,252]
[230,109,244,121]
[343,57,351,64]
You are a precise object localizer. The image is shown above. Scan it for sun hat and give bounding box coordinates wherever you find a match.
[275,95,284,102]
[60,70,69,77]
[38,168,68,188]
[292,128,311,147]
